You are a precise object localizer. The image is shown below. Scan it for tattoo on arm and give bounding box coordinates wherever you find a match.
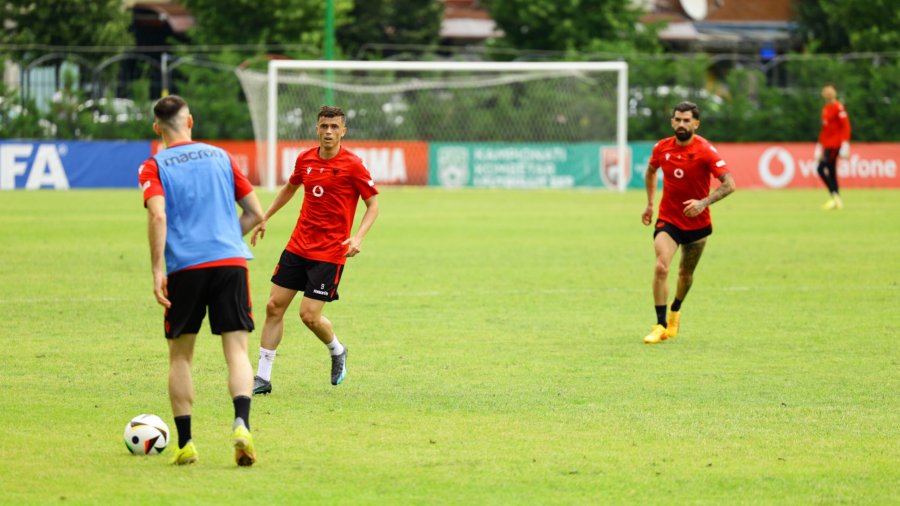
[702,174,735,207]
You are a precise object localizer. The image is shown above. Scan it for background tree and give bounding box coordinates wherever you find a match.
[0,0,131,48]
[796,0,899,53]
[180,0,352,52]
[337,0,443,59]
[483,0,660,55]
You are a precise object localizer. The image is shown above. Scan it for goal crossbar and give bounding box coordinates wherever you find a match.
[265,60,629,191]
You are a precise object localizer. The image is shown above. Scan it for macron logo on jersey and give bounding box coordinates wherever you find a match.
[141,181,151,191]
[367,179,375,187]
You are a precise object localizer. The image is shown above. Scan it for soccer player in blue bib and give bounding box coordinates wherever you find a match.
[139,95,265,466]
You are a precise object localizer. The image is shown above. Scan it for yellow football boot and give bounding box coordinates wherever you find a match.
[666,311,680,339]
[643,324,668,344]
[171,441,198,465]
[821,198,836,210]
[232,424,256,467]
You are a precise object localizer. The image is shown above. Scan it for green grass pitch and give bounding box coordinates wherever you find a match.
[1,188,897,504]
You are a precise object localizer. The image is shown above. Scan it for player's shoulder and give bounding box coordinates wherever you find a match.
[692,135,720,154]
[337,146,368,171]
[295,146,320,161]
[653,136,676,150]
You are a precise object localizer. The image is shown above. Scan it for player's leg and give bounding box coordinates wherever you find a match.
[646,228,678,344]
[168,333,199,464]
[819,149,840,209]
[254,284,298,393]
[668,237,708,338]
[164,269,206,464]
[255,251,306,393]
[299,296,348,385]
[827,151,843,208]
[222,330,256,466]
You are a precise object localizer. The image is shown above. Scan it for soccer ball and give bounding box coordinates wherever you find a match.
[124,414,169,455]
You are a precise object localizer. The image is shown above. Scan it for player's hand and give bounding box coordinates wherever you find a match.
[343,236,362,257]
[251,220,267,246]
[641,205,653,226]
[839,141,850,159]
[682,199,707,218]
[153,271,171,308]
[814,143,823,161]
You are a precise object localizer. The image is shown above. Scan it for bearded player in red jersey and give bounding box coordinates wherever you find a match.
[249,106,379,393]
[815,83,851,210]
[641,102,736,344]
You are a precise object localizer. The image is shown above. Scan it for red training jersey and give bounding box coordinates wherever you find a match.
[818,100,851,149]
[138,140,255,271]
[286,146,379,265]
[649,134,728,231]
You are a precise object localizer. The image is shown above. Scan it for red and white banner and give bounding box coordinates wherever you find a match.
[714,143,900,189]
[151,140,429,186]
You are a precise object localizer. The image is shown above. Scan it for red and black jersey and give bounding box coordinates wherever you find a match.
[286,146,378,265]
[649,135,728,231]
[818,101,851,149]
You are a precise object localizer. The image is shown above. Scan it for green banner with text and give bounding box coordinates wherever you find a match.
[428,142,655,189]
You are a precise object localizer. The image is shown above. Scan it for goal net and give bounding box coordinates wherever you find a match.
[236,60,629,191]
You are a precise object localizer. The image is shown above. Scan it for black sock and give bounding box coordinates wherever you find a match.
[174,415,191,449]
[671,298,683,312]
[233,395,251,430]
[655,305,667,327]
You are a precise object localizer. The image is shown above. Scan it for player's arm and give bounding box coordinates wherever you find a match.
[343,195,379,257]
[838,106,851,158]
[237,191,265,236]
[683,173,736,218]
[642,164,658,226]
[250,182,300,246]
[145,195,170,308]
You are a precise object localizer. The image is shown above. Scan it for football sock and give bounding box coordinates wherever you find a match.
[174,415,192,449]
[671,298,683,312]
[233,396,251,430]
[257,347,276,381]
[327,336,345,356]
[655,305,667,327]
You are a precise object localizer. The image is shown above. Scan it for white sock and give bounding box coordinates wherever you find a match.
[326,336,345,356]
[257,347,276,381]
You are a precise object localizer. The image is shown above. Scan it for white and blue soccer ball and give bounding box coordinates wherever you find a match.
[124,414,169,455]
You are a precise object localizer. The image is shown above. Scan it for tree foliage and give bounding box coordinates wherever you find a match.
[179,0,352,51]
[796,0,900,53]
[483,0,660,55]
[0,0,131,47]
[338,0,443,59]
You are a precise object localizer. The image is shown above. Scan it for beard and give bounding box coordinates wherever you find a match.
[674,129,693,142]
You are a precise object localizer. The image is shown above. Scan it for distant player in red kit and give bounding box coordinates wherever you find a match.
[250,106,379,393]
[815,83,851,210]
[641,102,736,344]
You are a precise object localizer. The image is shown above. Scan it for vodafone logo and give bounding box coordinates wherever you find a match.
[758,147,795,188]
[673,168,684,178]
[312,185,324,197]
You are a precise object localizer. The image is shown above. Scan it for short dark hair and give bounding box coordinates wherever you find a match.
[153,95,188,128]
[318,105,346,121]
[672,101,700,120]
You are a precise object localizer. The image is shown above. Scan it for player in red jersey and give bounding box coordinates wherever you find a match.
[249,106,379,393]
[815,83,851,210]
[641,102,736,344]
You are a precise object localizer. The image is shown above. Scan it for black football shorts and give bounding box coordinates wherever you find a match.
[164,266,254,339]
[271,250,344,302]
[654,220,712,245]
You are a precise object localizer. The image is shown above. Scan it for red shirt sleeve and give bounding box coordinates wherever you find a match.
[648,141,662,169]
[706,143,728,178]
[837,103,851,142]
[138,158,164,205]
[352,161,379,200]
[228,153,254,200]
[289,154,305,186]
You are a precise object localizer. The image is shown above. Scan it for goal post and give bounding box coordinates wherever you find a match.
[239,60,629,191]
